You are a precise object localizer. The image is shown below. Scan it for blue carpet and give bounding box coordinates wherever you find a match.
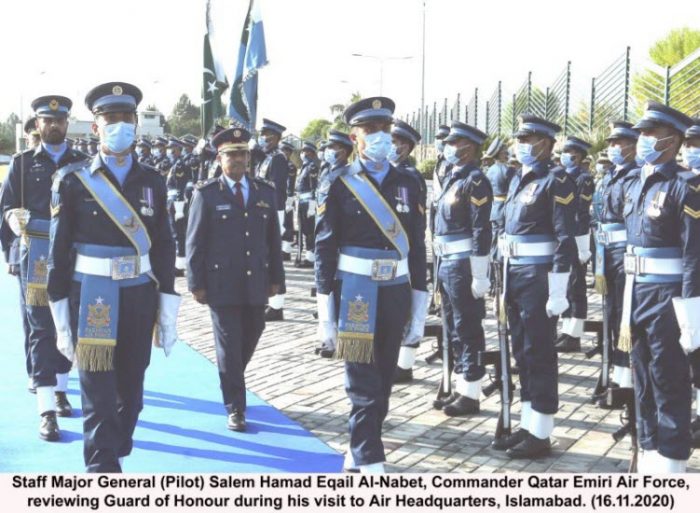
[0,271,342,472]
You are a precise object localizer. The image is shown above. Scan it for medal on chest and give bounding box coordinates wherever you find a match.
[395,186,410,213]
[646,190,666,218]
[520,183,538,205]
[140,187,154,217]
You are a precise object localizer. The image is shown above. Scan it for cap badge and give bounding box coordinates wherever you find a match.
[112,85,123,95]
[372,99,382,109]
[233,129,241,137]
[49,99,59,111]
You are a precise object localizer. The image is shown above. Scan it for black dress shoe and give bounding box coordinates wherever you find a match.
[55,392,73,417]
[443,395,480,417]
[393,367,413,384]
[506,432,551,459]
[39,412,60,441]
[492,428,529,451]
[264,307,284,321]
[555,334,581,353]
[227,411,246,432]
[432,392,458,410]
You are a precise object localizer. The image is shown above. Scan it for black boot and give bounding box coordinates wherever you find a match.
[264,306,284,321]
[555,334,581,353]
[506,432,551,459]
[39,411,60,442]
[432,392,458,410]
[55,392,73,417]
[393,366,413,384]
[227,410,246,432]
[443,395,480,417]
[492,428,529,451]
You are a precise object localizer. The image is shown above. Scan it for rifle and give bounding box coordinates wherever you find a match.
[295,196,303,266]
[479,260,513,446]
[432,276,453,408]
[609,385,637,472]
[591,295,611,404]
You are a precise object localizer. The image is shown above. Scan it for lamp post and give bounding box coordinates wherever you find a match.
[351,53,414,96]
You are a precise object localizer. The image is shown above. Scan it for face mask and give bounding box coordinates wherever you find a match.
[515,140,543,166]
[595,164,605,173]
[362,131,392,163]
[300,154,309,163]
[135,148,143,157]
[636,134,673,165]
[257,136,269,149]
[153,148,162,158]
[435,140,445,153]
[166,149,174,160]
[444,144,460,165]
[387,144,400,164]
[560,153,575,168]
[324,148,338,166]
[683,146,700,169]
[102,122,135,153]
[608,145,626,166]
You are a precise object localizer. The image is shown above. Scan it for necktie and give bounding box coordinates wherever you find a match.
[233,181,244,208]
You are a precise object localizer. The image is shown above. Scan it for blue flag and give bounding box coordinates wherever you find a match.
[229,0,268,131]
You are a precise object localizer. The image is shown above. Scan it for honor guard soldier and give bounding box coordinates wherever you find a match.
[47,82,180,472]
[135,137,154,166]
[679,118,700,448]
[485,137,516,267]
[498,115,577,458]
[294,141,319,268]
[1,96,87,440]
[186,127,284,432]
[279,140,297,258]
[153,136,170,178]
[255,118,289,320]
[323,130,353,172]
[315,97,427,473]
[593,122,640,397]
[24,116,41,149]
[555,136,594,353]
[166,138,192,276]
[618,102,698,472]
[317,140,331,180]
[390,120,427,210]
[432,121,493,414]
[87,136,99,157]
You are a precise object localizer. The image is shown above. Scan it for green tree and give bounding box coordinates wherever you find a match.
[300,119,332,141]
[649,27,700,67]
[166,94,202,137]
[0,113,21,154]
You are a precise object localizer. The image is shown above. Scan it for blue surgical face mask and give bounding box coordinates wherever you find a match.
[300,153,309,163]
[684,146,700,169]
[608,145,626,166]
[444,144,460,165]
[324,148,338,166]
[166,149,174,161]
[560,152,575,169]
[595,164,605,173]
[515,140,544,166]
[387,144,400,164]
[135,147,144,157]
[435,140,445,154]
[362,131,392,163]
[102,122,135,153]
[153,148,162,158]
[636,134,673,165]
[257,135,269,149]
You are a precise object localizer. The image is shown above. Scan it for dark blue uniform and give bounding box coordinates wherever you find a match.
[295,158,319,260]
[281,155,297,253]
[1,146,86,390]
[186,174,284,416]
[486,161,516,261]
[166,156,194,269]
[315,158,427,467]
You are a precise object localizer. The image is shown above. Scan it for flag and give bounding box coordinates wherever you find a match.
[229,0,268,131]
[202,1,228,137]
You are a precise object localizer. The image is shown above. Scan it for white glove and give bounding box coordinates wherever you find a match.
[317,292,337,351]
[575,234,592,264]
[546,272,570,317]
[285,197,294,213]
[4,208,30,236]
[277,210,285,231]
[673,297,700,353]
[153,292,181,356]
[470,255,491,299]
[173,200,186,221]
[402,289,429,346]
[307,200,317,217]
[49,298,74,362]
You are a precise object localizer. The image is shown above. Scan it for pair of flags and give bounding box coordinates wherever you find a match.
[202,0,267,137]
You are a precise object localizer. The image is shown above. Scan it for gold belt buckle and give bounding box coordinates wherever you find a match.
[371,259,397,281]
[111,256,139,280]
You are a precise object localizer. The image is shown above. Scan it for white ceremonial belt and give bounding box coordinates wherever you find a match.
[337,254,408,281]
[75,254,151,280]
[500,238,556,258]
[298,192,314,201]
[597,225,627,245]
[433,237,473,257]
[623,254,682,275]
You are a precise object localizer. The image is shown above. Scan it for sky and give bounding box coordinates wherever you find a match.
[1,0,698,135]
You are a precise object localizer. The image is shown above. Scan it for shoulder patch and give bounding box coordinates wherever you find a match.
[556,175,568,184]
[470,196,489,207]
[196,177,218,190]
[579,193,593,202]
[554,192,575,205]
[684,205,700,219]
[688,182,700,193]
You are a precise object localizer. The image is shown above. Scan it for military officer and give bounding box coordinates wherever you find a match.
[279,140,297,259]
[432,121,493,415]
[153,137,170,179]
[1,96,88,440]
[555,136,594,353]
[485,137,516,265]
[315,97,427,473]
[390,120,427,210]
[593,122,640,400]
[322,129,353,173]
[166,138,192,276]
[317,140,331,181]
[47,82,180,472]
[87,136,99,157]
[497,114,577,458]
[295,141,319,268]
[135,137,154,166]
[618,102,697,472]
[186,127,284,432]
[255,118,289,321]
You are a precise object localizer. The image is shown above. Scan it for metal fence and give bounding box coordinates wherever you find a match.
[402,45,700,159]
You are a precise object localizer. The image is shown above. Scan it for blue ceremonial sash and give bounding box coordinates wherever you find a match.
[335,246,409,363]
[23,218,51,306]
[594,225,606,295]
[340,173,410,258]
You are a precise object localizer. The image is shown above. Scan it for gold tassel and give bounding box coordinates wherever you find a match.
[619,325,632,353]
[498,295,507,324]
[76,343,115,372]
[594,274,608,296]
[26,285,49,307]
[335,335,374,364]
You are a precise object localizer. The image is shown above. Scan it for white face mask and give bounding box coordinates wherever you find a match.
[361,131,392,163]
[387,144,400,164]
[516,139,544,166]
[100,122,135,153]
[324,148,339,166]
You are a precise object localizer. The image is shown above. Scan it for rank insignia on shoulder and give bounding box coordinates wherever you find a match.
[317,203,326,215]
[472,179,482,187]
[256,200,271,208]
[470,196,489,207]
[51,204,61,217]
[556,176,568,184]
[683,205,700,219]
[688,183,700,193]
[580,193,593,202]
[554,192,574,205]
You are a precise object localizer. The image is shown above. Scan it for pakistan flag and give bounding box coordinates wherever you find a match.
[202,32,228,137]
